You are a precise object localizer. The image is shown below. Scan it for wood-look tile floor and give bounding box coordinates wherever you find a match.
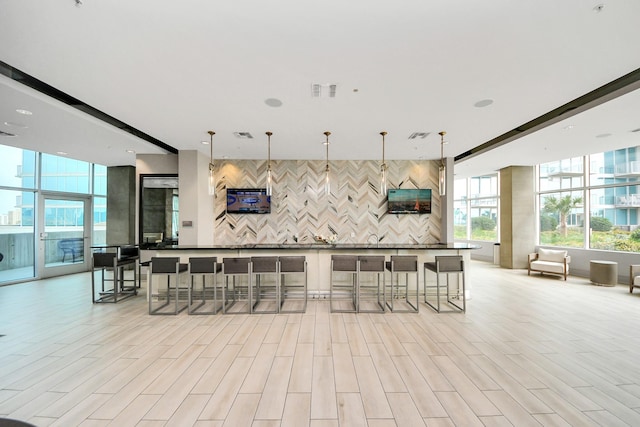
[2,261,640,426]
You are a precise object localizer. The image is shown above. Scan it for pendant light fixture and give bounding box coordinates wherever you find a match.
[438,131,447,196]
[265,131,273,196]
[323,131,331,195]
[207,130,215,196]
[380,131,388,196]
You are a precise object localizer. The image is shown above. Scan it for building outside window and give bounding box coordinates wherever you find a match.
[538,147,640,252]
[454,174,499,242]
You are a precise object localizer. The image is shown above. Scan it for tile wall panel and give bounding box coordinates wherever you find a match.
[214,159,441,244]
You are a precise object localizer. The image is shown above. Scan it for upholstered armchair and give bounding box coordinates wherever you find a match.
[528,248,570,280]
[630,265,640,293]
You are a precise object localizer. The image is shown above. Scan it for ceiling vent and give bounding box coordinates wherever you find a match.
[233,132,254,139]
[408,132,430,139]
[0,130,16,137]
[311,83,337,98]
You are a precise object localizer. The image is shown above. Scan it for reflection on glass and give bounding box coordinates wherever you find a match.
[140,175,179,248]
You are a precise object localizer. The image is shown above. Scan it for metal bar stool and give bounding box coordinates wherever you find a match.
[91,252,137,303]
[188,257,222,315]
[279,256,307,313]
[424,255,466,313]
[330,255,358,313]
[148,257,188,315]
[222,257,253,314]
[251,256,279,314]
[385,255,419,313]
[357,255,385,313]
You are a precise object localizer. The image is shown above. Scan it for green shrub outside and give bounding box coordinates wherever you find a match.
[540,214,558,232]
[590,216,612,232]
[472,216,496,231]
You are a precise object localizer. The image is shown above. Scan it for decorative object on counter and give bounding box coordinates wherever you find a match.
[380,131,388,196]
[323,131,331,195]
[265,131,273,196]
[438,131,447,196]
[207,130,216,196]
[313,234,338,244]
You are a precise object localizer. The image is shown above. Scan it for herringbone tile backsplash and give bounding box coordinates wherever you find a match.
[214,159,441,244]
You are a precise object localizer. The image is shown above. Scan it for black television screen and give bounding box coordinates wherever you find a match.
[226,188,271,214]
[387,189,432,214]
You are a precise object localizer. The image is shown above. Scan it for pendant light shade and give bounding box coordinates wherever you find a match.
[207,131,215,196]
[324,131,331,195]
[265,131,273,196]
[380,131,388,196]
[438,131,446,196]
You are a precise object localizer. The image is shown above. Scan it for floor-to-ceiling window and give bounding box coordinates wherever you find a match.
[0,144,108,284]
[538,147,640,252]
[0,146,36,282]
[454,174,499,242]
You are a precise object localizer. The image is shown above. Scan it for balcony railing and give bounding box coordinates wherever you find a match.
[615,161,640,177]
[616,194,640,207]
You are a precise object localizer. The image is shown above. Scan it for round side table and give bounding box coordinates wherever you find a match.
[590,260,618,287]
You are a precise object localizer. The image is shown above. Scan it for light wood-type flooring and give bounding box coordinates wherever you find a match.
[2,261,640,426]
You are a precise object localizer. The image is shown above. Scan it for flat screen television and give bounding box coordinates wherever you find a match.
[387,188,432,214]
[226,188,271,214]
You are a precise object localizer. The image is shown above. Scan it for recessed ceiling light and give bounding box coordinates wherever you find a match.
[16,109,32,115]
[563,125,575,130]
[56,151,68,155]
[126,149,136,154]
[596,133,612,138]
[265,98,283,107]
[474,99,494,108]
[201,140,210,145]
[4,121,28,128]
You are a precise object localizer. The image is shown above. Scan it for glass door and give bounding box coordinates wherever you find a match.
[38,195,91,278]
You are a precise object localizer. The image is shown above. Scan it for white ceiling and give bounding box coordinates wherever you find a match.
[1,0,640,178]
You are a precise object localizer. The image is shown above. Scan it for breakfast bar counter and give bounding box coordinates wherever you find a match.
[142,243,480,294]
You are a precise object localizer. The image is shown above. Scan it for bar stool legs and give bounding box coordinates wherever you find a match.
[357,256,385,313]
[279,256,307,313]
[251,256,279,314]
[149,257,188,315]
[188,257,221,315]
[424,256,466,313]
[330,255,358,313]
[222,258,253,314]
[385,256,419,313]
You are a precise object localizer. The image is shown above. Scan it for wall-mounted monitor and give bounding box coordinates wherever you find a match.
[387,188,432,214]
[226,188,271,214]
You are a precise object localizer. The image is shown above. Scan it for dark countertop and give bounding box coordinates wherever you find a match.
[149,242,481,250]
